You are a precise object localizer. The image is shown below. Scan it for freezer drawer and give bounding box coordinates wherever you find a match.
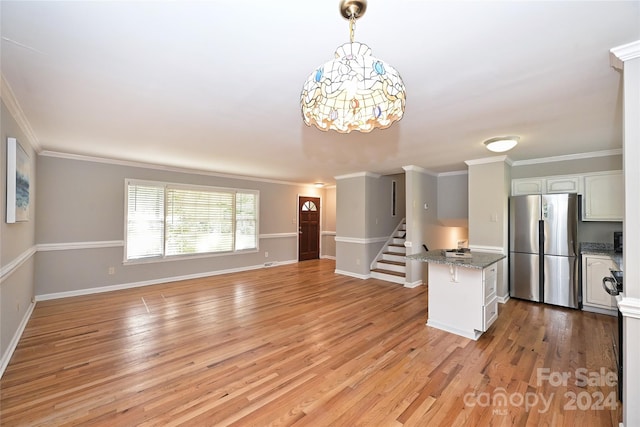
[543,255,579,308]
[509,252,540,302]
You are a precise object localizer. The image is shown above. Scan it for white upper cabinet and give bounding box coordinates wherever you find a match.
[546,176,582,194]
[583,171,624,221]
[512,178,545,196]
[511,171,623,222]
[512,174,582,196]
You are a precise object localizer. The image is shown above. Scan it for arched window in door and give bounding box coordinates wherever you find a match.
[302,200,317,211]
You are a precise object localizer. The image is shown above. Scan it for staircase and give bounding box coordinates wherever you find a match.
[370,221,406,285]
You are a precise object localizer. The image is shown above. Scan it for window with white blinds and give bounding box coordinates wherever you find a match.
[125,180,258,261]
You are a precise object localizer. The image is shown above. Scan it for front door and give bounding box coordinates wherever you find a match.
[298,196,320,261]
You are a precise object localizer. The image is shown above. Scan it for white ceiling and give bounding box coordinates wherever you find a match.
[1,1,638,185]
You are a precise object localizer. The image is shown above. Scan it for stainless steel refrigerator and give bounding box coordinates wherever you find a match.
[509,194,579,308]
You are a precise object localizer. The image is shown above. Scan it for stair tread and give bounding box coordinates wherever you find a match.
[371,268,405,277]
[377,260,406,266]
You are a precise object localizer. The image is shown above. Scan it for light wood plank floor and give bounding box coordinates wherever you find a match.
[1,259,621,426]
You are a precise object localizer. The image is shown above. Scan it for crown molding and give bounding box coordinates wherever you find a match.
[39,150,313,187]
[334,171,382,180]
[402,165,438,176]
[1,74,41,152]
[464,155,510,166]
[610,40,640,70]
[437,170,468,177]
[511,148,622,167]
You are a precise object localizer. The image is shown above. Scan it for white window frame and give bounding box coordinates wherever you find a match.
[124,179,259,264]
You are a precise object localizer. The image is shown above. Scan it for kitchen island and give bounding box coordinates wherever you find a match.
[406,250,505,340]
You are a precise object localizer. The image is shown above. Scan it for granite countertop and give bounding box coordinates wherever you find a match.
[406,250,505,270]
[580,242,623,271]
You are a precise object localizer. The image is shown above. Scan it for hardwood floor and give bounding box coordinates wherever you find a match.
[1,259,621,426]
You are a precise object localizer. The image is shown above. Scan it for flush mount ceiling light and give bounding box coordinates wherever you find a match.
[300,0,406,133]
[483,136,520,153]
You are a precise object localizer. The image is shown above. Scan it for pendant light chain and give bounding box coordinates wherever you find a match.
[349,15,356,43]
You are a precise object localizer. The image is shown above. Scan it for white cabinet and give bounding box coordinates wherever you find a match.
[546,176,582,194]
[483,264,498,329]
[583,172,624,221]
[512,178,545,196]
[581,254,617,315]
[427,263,499,340]
[511,175,581,196]
[511,171,623,222]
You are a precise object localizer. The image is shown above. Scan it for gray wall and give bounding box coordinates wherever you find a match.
[321,186,336,258]
[335,173,406,277]
[467,158,510,299]
[34,155,334,297]
[1,100,37,366]
[511,154,622,178]
[366,173,406,238]
[404,167,469,285]
[468,160,510,249]
[437,172,469,228]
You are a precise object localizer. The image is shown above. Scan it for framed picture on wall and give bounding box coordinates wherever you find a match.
[6,137,30,223]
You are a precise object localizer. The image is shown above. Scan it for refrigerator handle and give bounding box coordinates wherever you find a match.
[538,219,544,255]
[539,219,545,301]
[542,201,549,220]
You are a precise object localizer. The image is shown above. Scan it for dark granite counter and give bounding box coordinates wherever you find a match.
[406,250,505,270]
[580,242,623,271]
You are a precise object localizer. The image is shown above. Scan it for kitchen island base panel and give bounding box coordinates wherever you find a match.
[426,261,499,341]
[426,319,484,340]
[405,250,504,340]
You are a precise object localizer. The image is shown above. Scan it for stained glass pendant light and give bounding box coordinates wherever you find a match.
[300,0,406,133]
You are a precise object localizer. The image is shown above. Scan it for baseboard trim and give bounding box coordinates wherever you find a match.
[404,280,423,288]
[426,319,480,341]
[0,301,35,378]
[36,259,298,301]
[334,269,370,280]
[618,296,640,320]
[498,295,510,304]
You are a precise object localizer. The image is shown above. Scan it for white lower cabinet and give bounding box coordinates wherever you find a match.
[581,254,617,315]
[427,263,499,340]
[483,265,498,329]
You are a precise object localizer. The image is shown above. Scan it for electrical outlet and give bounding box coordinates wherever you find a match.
[265,251,269,258]
[108,266,115,275]
[356,258,360,265]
